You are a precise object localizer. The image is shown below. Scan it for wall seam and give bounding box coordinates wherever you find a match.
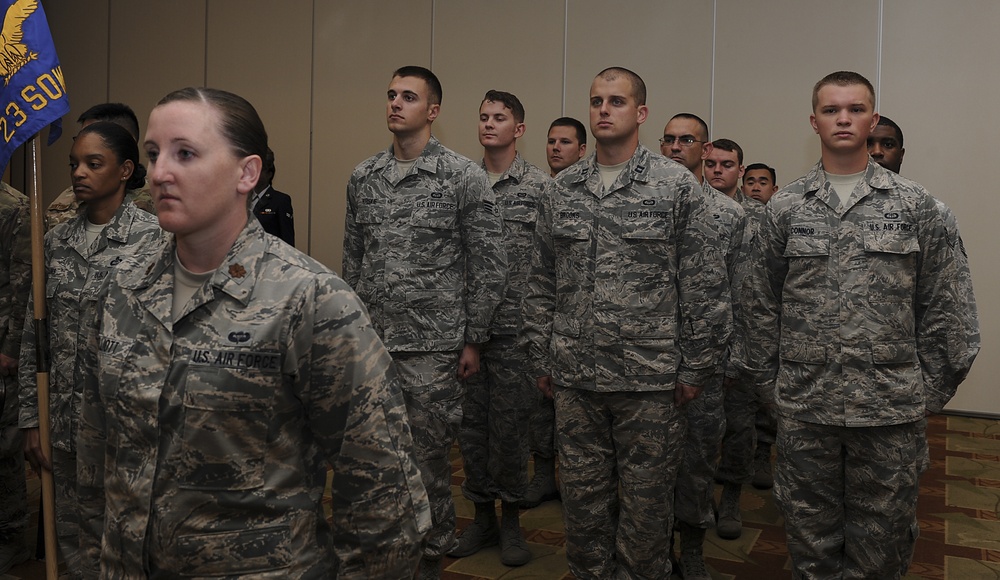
[203,1,209,86]
[106,0,112,99]
[562,0,568,114]
[876,0,884,109]
[307,0,316,255]
[709,0,717,137]
[430,0,436,68]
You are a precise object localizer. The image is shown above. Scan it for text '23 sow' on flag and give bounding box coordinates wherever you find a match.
[0,0,69,173]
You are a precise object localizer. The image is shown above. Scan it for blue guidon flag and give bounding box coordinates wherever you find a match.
[0,0,68,173]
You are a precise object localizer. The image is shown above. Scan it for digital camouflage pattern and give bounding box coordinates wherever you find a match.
[676,182,746,528]
[699,181,749,379]
[17,201,161,576]
[459,336,535,503]
[741,159,979,425]
[0,183,30,364]
[0,183,30,545]
[481,153,549,336]
[743,159,979,579]
[521,145,731,578]
[555,386,685,579]
[732,188,765,219]
[0,381,27,544]
[459,154,550,504]
[522,144,731,393]
[76,219,430,579]
[343,136,507,568]
[675,373,724,528]
[46,182,156,230]
[343,136,507,352]
[775,417,924,579]
[718,187,769,485]
[19,202,162,443]
[935,198,979,369]
[391,350,463,566]
[527,391,556,459]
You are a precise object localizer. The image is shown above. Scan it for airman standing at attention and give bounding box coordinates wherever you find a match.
[0,181,31,573]
[522,67,730,579]
[343,66,507,579]
[744,71,979,579]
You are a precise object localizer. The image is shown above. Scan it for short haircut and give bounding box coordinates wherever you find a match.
[77,102,140,141]
[393,65,442,105]
[744,162,776,184]
[482,90,525,123]
[549,117,587,145]
[812,70,875,111]
[876,115,904,148]
[669,113,710,141]
[595,67,646,106]
[711,138,743,165]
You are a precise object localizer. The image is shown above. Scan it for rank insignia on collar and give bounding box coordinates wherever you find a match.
[229,263,247,278]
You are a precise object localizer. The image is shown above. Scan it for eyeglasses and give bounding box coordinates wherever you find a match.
[659,135,704,147]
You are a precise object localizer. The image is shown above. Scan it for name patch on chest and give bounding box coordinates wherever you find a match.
[190,349,282,373]
[867,221,915,233]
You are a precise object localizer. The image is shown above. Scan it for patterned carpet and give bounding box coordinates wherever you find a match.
[5,414,999,579]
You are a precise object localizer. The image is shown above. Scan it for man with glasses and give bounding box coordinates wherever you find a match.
[660,113,711,184]
[660,113,748,580]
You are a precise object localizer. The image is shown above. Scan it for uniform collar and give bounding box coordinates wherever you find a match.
[567,144,653,195]
[480,151,527,185]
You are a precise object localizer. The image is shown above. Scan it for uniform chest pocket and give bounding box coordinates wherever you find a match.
[863,231,919,302]
[355,202,385,225]
[620,205,671,240]
[863,230,919,255]
[502,199,538,225]
[177,360,281,491]
[552,216,591,240]
[97,334,135,399]
[784,234,830,257]
[411,207,458,230]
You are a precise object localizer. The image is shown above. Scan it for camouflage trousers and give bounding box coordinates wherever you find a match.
[774,416,926,580]
[0,375,27,542]
[52,447,82,579]
[457,335,534,504]
[674,373,724,528]
[716,375,776,484]
[393,351,464,562]
[555,386,684,580]
[528,388,556,460]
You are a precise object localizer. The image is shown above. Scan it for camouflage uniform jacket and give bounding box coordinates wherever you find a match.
[935,198,979,355]
[76,218,430,579]
[18,202,162,450]
[521,145,731,392]
[481,153,552,336]
[0,183,30,363]
[343,136,507,351]
[743,160,979,426]
[733,189,765,225]
[700,181,750,380]
[46,181,156,230]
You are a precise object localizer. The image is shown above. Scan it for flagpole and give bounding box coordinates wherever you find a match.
[27,133,58,580]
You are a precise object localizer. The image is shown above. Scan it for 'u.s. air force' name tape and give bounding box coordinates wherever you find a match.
[191,349,282,373]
